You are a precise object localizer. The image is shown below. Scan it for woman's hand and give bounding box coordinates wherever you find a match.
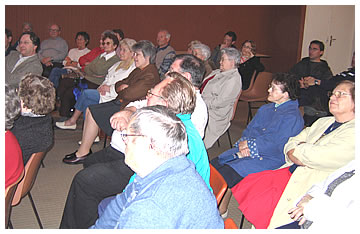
[238,140,250,157]
[288,194,313,225]
[98,85,110,95]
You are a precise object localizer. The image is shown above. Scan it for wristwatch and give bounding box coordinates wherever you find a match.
[314,79,319,85]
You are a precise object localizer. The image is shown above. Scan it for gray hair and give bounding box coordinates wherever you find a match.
[5,83,21,130]
[192,43,211,60]
[221,47,241,66]
[159,29,171,39]
[120,38,137,52]
[132,40,156,64]
[129,105,189,160]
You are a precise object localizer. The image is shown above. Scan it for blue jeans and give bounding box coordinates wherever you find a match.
[74,89,100,119]
[49,67,68,88]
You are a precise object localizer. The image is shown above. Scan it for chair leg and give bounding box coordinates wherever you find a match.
[226,129,232,148]
[28,192,43,229]
[217,139,220,147]
[41,160,45,168]
[8,219,13,229]
[247,102,253,125]
[103,134,107,148]
[239,213,245,229]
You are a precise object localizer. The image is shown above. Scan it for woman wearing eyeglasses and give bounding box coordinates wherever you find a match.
[238,40,265,90]
[230,80,355,229]
[56,32,120,119]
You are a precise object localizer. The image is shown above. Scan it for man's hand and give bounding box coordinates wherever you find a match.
[304,76,318,86]
[110,107,136,131]
[299,77,308,89]
[288,194,313,225]
[41,57,52,65]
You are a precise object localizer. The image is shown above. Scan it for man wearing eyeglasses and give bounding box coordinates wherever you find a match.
[5,31,43,87]
[90,105,223,229]
[38,24,68,77]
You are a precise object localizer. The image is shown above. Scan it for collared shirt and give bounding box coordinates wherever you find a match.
[100,51,117,61]
[11,54,36,73]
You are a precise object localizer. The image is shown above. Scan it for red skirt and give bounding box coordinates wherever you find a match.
[231,167,292,229]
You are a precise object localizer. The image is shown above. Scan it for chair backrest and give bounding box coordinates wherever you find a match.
[209,164,228,206]
[224,218,238,229]
[5,170,24,228]
[230,90,242,122]
[12,152,45,206]
[243,70,258,91]
[239,72,273,102]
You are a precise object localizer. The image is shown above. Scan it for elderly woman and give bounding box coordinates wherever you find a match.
[238,40,265,90]
[5,83,24,189]
[201,47,242,149]
[57,32,120,119]
[48,31,91,88]
[211,73,304,217]
[231,80,355,229]
[10,74,56,165]
[192,43,215,78]
[56,38,137,130]
[62,40,160,164]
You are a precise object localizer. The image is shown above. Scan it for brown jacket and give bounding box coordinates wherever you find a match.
[115,64,160,108]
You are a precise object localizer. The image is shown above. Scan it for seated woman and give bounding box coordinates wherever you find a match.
[231,80,355,229]
[48,31,91,88]
[201,47,242,149]
[238,40,265,90]
[5,83,24,189]
[211,73,304,217]
[56,32,120,119]
[55,38,137,130]
[192,43,215,78]
[10,74,56,165]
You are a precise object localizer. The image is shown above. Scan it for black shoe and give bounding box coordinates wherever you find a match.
[63,150,92,164]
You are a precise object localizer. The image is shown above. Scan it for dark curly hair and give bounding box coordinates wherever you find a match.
[272,73,300,100]
[18,74,56,115]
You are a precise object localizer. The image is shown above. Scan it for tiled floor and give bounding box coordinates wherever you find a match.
[9,101,258,229]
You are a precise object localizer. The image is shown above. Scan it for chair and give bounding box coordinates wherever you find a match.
[224,218,238,229]
[216,90,242,148]
[5,170,24,229]
[10,152,46,229]
[239,72,273,124]
[209,164,228,206]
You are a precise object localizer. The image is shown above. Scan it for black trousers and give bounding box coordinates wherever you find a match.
[42,62,63,77]
[59,146,134,229]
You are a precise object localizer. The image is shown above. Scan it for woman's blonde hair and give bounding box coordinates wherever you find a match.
[116,38,137,71]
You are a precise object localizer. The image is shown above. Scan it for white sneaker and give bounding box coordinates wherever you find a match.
[78,136,100,145]
[56,121,76,130]
[221,210,228,219]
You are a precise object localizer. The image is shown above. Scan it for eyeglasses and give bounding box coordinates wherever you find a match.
[102,42,112,46]
[147,89,165,100]
[49,29,59,32]
[242,46,252,49]
[133,52,143,57]
[328,91,351,98]
[120,132,144,144]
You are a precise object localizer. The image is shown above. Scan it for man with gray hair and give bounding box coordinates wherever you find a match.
[192,43,215,78]
[90,105,223,229]
[155,29,176,77]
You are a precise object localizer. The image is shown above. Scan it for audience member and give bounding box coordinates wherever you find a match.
[11,22,33,51]
[5,32,42,87]
[211,73,304,217]
[90,105,223,229]
[112,28,124,58]
[289,40,333,126]
[186,40,201,54]
[278,160,355,229]
[5,28,14,56]
[60,73,210,228]
[38,24,69,77]
[209,31,237,69]
[62,40,159,164]
[192,43,215,78]
[201,47,242,148]
[48,31,90,88]
[56,32,120,119]
[55,38,136,130]
[5,83,24,189]
[238,40,265,90]
[155,29,176,77]
[11,74,56,165]
[231,80,355,229]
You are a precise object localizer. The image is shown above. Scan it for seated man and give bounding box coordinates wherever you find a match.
[5,31,43,87]
[90,105,223,229]
[289,40,333,126]
[155,29,176,78]
[62,40,160,164]
[59,73,211,228]
[191,43,214,78]
[209,31,237,69]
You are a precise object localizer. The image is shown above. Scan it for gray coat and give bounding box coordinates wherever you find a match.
[201,68,242,148]
[5,50,43,87]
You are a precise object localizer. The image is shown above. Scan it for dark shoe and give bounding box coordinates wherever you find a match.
[63,150,92,164]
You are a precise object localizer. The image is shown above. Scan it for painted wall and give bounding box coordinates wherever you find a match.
[5,5,306,73]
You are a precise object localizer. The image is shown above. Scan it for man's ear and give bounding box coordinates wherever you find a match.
[183,72,192,81]
[320,51,324,57]
[231,41,236,45]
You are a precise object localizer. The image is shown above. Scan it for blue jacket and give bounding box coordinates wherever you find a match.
[224,100,304,177]
[90,156,223,229]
